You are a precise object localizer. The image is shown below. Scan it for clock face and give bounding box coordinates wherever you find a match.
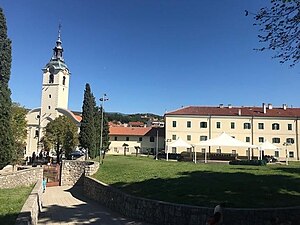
[49,66,55,74]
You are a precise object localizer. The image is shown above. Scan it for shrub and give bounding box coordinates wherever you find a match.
[229,159,267,166]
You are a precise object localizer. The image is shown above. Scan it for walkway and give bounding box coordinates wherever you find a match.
[39,186,151,225]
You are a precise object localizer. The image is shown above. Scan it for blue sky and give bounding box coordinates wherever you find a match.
[1,0,299,115]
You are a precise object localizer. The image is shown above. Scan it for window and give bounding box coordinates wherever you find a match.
[150,136,154,142]
[126,137,129,141]
[201,148,206,153]
[114,147,118,152]
[48,106,51,109]
[172,121,177,127]
[286,138,295,144]
[272,137,280,144]
[245,137,250,143]
[288,124,292,131]
[259,137,264,143]
[63,76,66,85]
[258,123,264,129]
[231,122,235,129]
[232,150,237,155]
[187,135,191,141]
[172,135,176,140]
[200,122,207,128]
[114,137,117,141]
[275,151,279,157]
[139,137,142,142]
[172,147,177,153]
[35,129,39,138]
[200,136,207,141]
[187,121,191,128]
[289,151,294,158]
[244,123,251,129]
[272,123,280,130]
[216,149,221,154]
[49,74,54,83]
[49,94,51,98]
[216,122,221,129]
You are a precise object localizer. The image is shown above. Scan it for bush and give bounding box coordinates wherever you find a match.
[229,160,267,166]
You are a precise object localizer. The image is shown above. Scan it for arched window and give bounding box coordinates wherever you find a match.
[272,123,280,130]
[63,76,66,85]
[49,74,54,83]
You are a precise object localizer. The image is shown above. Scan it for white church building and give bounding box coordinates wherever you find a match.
[25,29,81,158]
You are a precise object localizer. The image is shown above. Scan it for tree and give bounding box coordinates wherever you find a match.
[253,0,300,66]
[11,103,27,164]
[122,143,129,156]
[79,83,97,158]
[43,116,78,163]
[0,8,14,169]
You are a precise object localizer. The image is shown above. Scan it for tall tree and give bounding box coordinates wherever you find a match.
[253,0,300,66]
[0,8,14,169]
[79,83,97,158]
[11,103,27,164]
[43,116,78,163]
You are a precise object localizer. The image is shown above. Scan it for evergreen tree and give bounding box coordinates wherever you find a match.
[79,83,97,158]
[0,8,14,169]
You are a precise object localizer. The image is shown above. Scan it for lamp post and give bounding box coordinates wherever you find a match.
[165,139,171,161]
[99,94,109,164]
[283,142,291,166]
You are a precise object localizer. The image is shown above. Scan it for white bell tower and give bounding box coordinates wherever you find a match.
[40,25,70,128]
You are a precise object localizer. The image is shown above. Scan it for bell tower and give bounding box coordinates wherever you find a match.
[40,25,70,128]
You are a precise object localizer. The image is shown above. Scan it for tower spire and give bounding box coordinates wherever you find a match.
[52,23,64,61]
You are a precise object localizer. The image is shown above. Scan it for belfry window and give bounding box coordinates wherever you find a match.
[63,76,66,85]
[49,74,54,83]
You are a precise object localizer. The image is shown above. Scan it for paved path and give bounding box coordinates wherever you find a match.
[39,186,151,225]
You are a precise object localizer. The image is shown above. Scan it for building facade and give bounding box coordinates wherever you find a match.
[165,104,300,161]
[25,29,80,158]
[108,127,165,155]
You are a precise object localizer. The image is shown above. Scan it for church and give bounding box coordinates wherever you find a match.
[25,29,81,158]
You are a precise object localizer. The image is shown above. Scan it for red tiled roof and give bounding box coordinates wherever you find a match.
[128,121,144,126]
[74,115,82,122]
[165,106,300,118]
[110,127,152,136]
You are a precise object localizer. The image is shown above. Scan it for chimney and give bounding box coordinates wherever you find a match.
[228,104,232,109]
[219,104,224,108]
[238,109,241,116]
[268,103,273,109]
[283,104,287,110]
[262,103,267,114]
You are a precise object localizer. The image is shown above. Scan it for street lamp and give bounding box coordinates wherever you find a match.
[99,94,109,164]
[283,142,291,166]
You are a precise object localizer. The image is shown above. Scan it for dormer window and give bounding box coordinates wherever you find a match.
[63,76,66,85]
[49,74,54,83]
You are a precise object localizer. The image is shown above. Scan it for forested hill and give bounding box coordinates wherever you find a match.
[106,112,163,124]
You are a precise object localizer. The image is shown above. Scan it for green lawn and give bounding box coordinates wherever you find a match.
[0,185,33,225]
[93,155,300,208]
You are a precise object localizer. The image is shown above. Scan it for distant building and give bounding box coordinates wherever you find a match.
[108,127,165,155]
[128,121,145,127]
[25,29,80,158]
[165,104,300,161]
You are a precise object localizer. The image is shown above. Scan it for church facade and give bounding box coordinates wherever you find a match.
[25,30,81,158]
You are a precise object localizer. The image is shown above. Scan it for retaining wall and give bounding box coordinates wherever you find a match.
[60,160,99,186]
[84,176,300,225]
[15,178,43,225]
[0,167,43,189]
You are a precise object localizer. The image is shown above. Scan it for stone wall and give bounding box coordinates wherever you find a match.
[0,167,43,189]
[15,178,43,225]
[60,160,99,186]
[84,176,300,225]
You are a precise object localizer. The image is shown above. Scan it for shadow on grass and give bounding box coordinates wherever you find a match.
[273,166,300,175]
[38,185,149,225]
[0,213,19,225]
[110,170,300,208]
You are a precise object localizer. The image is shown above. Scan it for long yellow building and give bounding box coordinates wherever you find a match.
[165,104,300,161]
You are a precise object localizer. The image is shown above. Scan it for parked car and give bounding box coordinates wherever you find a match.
[68,150,84,160]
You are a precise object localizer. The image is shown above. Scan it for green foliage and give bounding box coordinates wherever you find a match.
[254,0,300,66]
[107,112,163,124]
[0,8,14,169]
[10,103,27,164]
[0,185,33,225]
[229,159,267,166]
[43,115,78,163]
[94,156,300,208]
[79,83,96,158]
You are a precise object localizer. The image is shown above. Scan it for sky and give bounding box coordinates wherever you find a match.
[1,0,300,115]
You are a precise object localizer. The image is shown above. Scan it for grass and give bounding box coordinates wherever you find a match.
[93,155,300,208]
[0,185,33,225]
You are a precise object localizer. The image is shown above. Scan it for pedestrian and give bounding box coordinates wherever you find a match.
[206,203,225,225]
[42,177,47,193]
